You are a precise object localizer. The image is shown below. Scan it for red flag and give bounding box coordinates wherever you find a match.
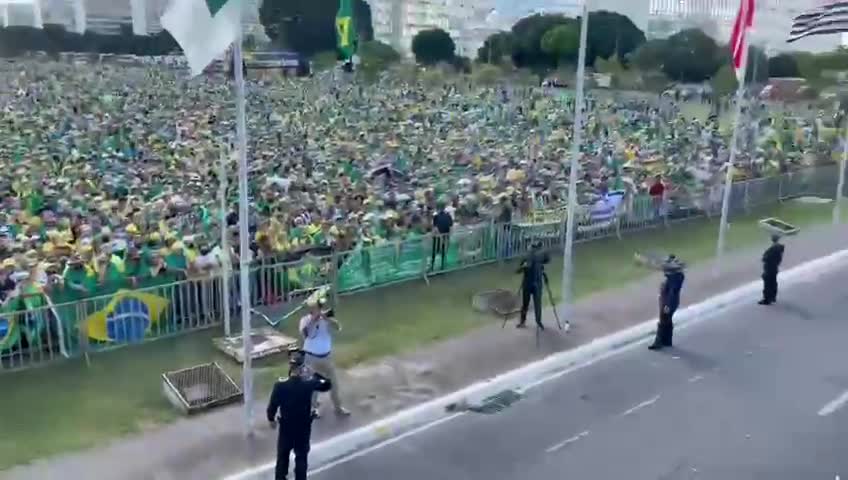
[730,0,755,81]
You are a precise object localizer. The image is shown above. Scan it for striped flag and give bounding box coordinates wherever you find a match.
[788,1,848,43]
[730,0,755,81]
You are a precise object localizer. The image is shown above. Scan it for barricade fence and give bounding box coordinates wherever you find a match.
[1,165,842,371]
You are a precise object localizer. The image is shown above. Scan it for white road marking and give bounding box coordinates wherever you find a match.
[620,395,661,417]
[688,375,705,383]
[819,390,848,417]
[545,431,590,453]
[227,250,848,480]
[308,413,463,477]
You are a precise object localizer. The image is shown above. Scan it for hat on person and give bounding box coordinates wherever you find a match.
[661,254,685,272]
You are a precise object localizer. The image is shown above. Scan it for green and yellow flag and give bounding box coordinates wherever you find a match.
[336,0,358,61]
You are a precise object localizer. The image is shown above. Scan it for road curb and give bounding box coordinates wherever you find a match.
[223,248,848,480]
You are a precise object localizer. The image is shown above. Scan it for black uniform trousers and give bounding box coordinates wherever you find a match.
[762,271,778,304]
[431,235,449,270]
[654,308,675,347]
[520,284,543,327]
[276,426,311,480]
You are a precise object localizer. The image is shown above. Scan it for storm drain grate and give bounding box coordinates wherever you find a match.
[468,389,523,415]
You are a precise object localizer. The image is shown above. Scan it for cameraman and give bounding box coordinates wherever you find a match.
[299,298,350,417]
[267,350,332,480]
[516,240,549,330]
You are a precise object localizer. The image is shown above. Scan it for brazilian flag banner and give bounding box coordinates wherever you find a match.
[0,287,61,355]
[336,0,358,61]
[85,290,169,344]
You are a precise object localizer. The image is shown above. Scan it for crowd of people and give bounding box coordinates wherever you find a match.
[0,58,834,308]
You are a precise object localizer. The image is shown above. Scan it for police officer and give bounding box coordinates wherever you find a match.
[516,241,550,330]
[267,349,333,480]
[759,234,784,305]
[649,255,685,350]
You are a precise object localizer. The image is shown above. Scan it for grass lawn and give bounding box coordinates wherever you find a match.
[0,200,843,469]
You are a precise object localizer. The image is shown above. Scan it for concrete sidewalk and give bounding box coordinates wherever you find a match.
[5,222,848,480]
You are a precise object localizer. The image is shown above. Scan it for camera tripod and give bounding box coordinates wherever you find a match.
[503,273,570,346]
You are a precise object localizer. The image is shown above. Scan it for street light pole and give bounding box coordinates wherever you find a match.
[560,0,589,328]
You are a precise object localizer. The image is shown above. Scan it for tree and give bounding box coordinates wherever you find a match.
[814,47,848,72]
[411,28,455,65]
[358,40,400,73]
[259,0,373,57]
[661,28,721,83]
[540,23,580,66]
[715,44,768,84]
[510,14,571,70]
[477,31,513,64]
[630,39,667,71]
[311,50,339,71]
[586,10,646,66]
[711,63,738,98]
[472,63,505,85]
[450,55,472,74]
[792,51,820,82]
[768,53,801,78]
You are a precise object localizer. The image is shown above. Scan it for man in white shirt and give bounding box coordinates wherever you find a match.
[299,298,350,417]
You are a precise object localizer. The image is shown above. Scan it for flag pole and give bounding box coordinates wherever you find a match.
[716,0,752,269]
[219,149,232,337]
[561,0,589,328]
[835,127,847,224]
[232,35,254,435]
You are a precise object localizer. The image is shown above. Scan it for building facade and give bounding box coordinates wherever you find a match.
[371,0,449,56]
[372,0,504,58]
[5,0,262,37]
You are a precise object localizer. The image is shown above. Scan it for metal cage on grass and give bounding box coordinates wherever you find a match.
[162,362,243,414]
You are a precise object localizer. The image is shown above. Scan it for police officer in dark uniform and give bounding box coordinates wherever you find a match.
[759,234,784,305]
[649,255,685,350]
[267,349,333,480]
[516,241,550,330]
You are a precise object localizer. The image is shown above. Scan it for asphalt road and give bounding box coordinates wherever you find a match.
[312,267,848,480]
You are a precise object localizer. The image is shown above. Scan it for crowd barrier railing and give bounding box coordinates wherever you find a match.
[1,165,842,371]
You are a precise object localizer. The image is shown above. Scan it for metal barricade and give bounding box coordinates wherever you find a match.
[4,165,846,372]
[1,299,68,371]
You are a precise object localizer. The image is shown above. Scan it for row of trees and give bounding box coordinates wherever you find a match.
[472,10,848,95]
[0,25,177,57]
[477,11,646,72]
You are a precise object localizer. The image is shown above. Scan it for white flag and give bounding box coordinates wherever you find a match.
[161,0,244,76]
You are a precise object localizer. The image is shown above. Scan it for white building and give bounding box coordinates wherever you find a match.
[646,0,734,40]
[2,0,43,29]
[373,0,507,59]
[446,0,499,57]
[371,0,449,56]
[3,0,261,37]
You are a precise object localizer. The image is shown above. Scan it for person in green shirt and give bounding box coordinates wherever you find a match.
[99,245,129,295]
[124,247,146,289]
[62,255,99,300]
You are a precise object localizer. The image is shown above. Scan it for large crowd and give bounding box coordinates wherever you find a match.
[0,59,834,306]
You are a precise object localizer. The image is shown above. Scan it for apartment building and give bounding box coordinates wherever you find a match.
[2,0,43,28]
[373,0,505,58]
[4,0,262,37]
